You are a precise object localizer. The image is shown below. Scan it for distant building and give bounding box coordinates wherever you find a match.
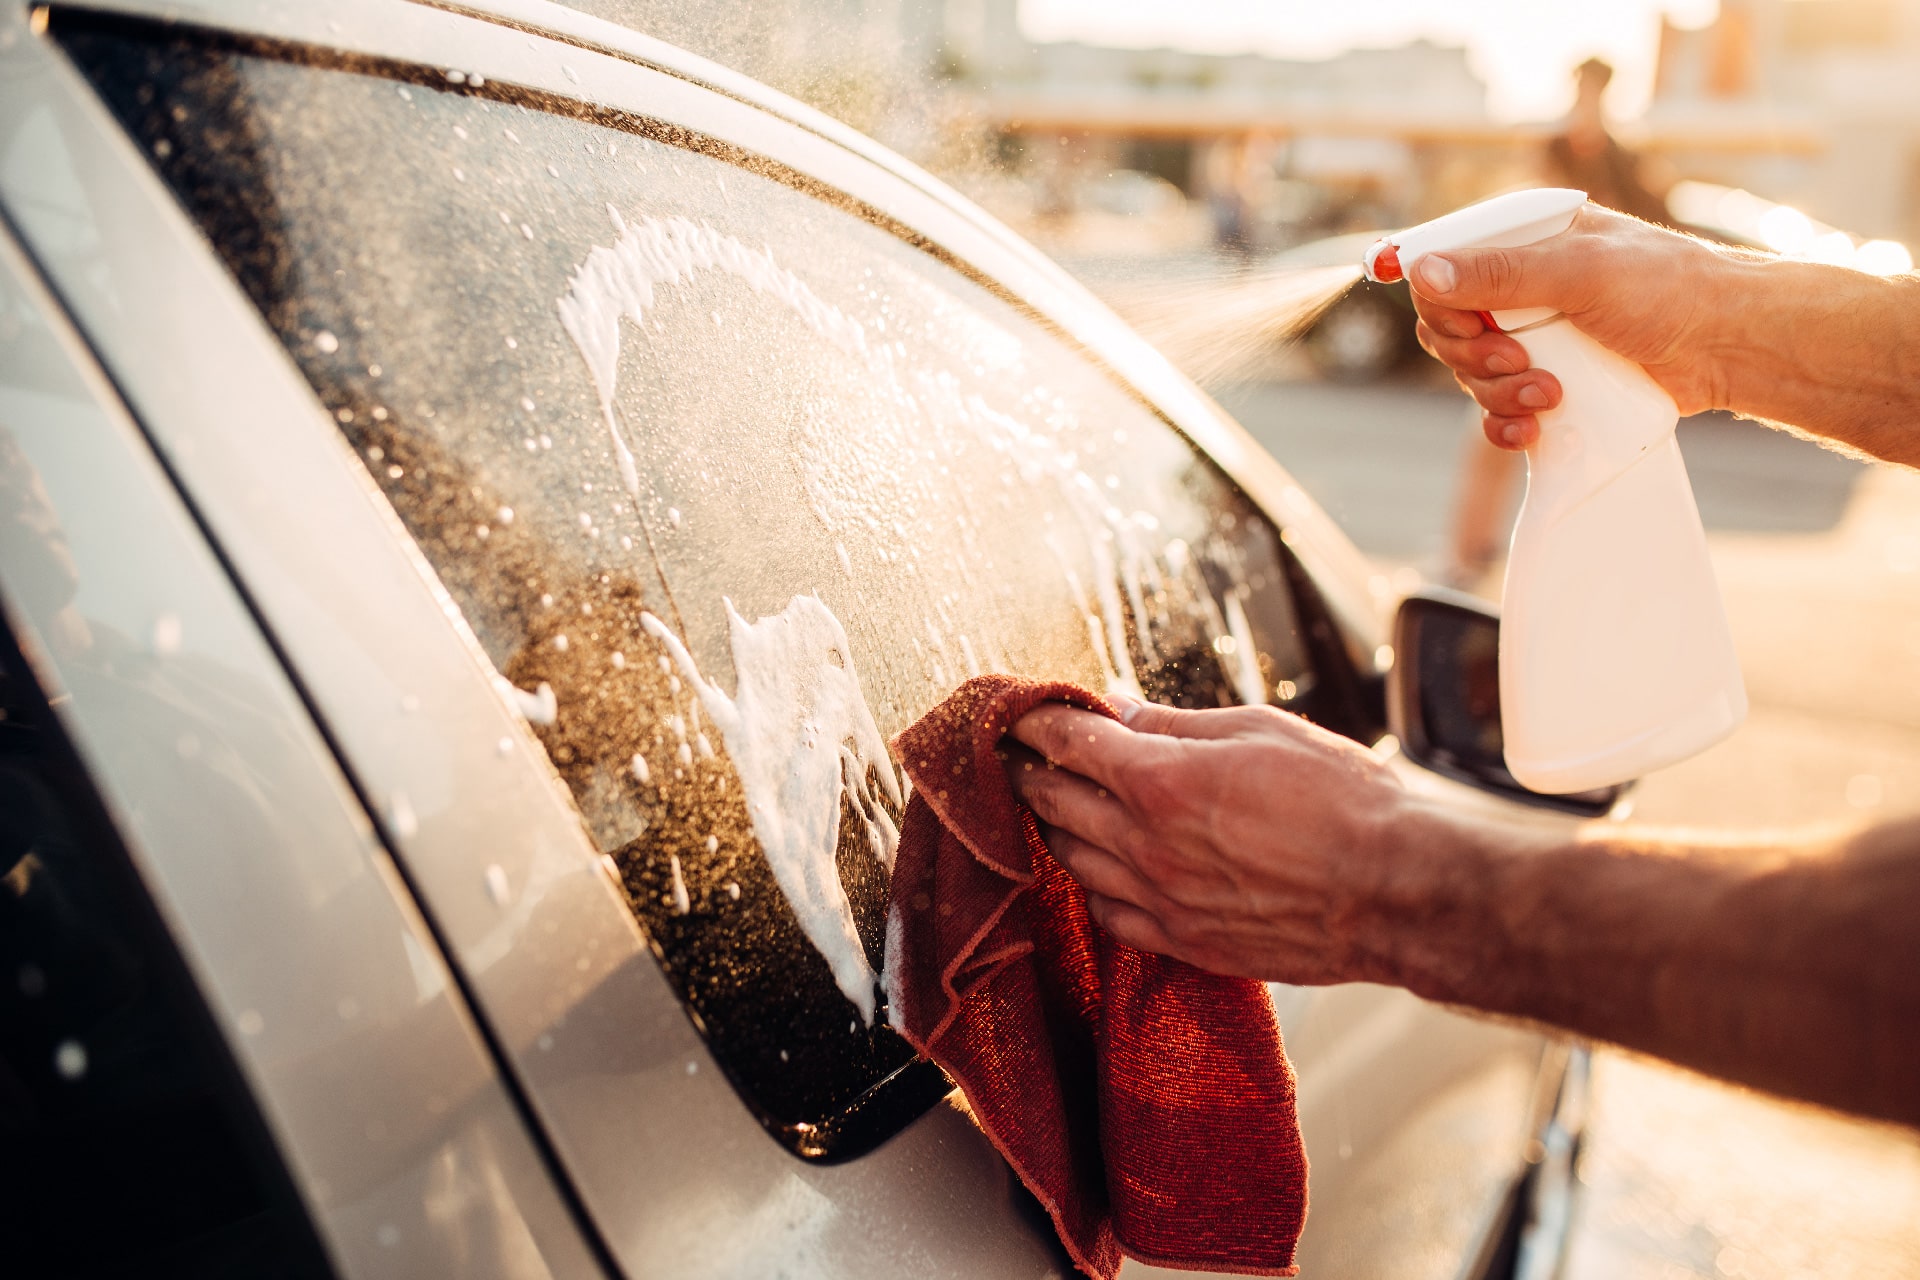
[938,0,1495,231]
[1651,0,1920,241]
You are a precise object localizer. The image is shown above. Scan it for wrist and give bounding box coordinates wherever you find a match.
[1351,796,1523,1001]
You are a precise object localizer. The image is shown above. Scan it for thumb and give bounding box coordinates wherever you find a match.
[1107,693,1261,740]
[1410,241,1568,315]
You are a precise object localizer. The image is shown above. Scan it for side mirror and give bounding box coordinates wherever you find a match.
[1388,590,1627,816]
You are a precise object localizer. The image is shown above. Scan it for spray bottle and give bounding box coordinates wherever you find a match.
[1363,188,1746,794]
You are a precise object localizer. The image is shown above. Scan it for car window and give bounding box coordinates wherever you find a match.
[55,12,1353,1157]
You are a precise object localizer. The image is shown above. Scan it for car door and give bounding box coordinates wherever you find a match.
[3,1,1553,1276]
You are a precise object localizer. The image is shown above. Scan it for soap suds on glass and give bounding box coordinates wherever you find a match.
[642,596,901,1024]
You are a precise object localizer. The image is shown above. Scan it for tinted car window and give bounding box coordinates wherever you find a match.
[57,14,1353,1156]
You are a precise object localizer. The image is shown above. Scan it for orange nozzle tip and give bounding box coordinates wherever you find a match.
[1366,241,1403,283]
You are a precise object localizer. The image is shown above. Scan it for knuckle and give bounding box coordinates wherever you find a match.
[1479,248,1522,300]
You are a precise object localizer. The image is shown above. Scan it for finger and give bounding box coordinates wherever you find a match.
[1039,823,1163,911]
[1008,744,1142,857]
[1082,890,1181,957]
[1483,412,1540,450]
[1102,697,1268,740]
[1407,236,1579,315]
[1414,320,1531,381]
[1408,295,1487,340]
[1454,368,1562,420]
[1009,703,1156,793]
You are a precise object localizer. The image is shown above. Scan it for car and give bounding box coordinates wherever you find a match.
[0,1,1592,1277]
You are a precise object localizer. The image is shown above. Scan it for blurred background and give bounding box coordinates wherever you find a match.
[565,2,1920,1275]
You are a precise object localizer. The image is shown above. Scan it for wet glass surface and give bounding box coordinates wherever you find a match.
[55,14,1347,1154]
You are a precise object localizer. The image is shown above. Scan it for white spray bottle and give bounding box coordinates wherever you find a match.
[1363,188,1746,794]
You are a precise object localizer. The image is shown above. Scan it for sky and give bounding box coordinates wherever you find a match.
[1019,0,1724,122]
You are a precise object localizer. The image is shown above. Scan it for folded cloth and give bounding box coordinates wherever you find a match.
[884,675,1307,1280]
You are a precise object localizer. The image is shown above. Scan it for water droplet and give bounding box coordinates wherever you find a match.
[546,162,561,178]
[496,736,513,755]
[396,86,412,102]
[726,882,741,900]
[452,167,466,183]
[453,125,468,140]
[667,508,682,528]
[444,68,467,84]
[152,612,182,656]
[630,753,650,784]
[313,329,339,354]
[521,223,534,240]
[611,651,626,669]
[53,1040,86,1081]
[553,634,569,652]
[685,1060,698,1075]
[497,505,514,524]
[390,792,419,838]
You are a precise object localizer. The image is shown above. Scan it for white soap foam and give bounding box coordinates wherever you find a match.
[668,853,690,915]
[1222,591,1268,708]
[641,595,901,1023]
[557,202,1268,712]
[506,679,557,726]
[557,206,872,499]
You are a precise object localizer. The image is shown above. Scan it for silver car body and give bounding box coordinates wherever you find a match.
[0,2,1582,1276]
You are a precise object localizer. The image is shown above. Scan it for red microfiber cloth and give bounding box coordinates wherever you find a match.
[884,675,1307,1279]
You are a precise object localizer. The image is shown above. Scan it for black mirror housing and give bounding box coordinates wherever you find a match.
[1388,590,1627,816]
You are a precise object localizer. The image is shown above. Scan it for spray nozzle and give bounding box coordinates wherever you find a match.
[1364,240,1403,283]
[1360,188,1587,285]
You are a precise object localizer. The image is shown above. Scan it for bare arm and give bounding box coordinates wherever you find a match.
[1008,697,1920,1127]
[1408,203,1920,469]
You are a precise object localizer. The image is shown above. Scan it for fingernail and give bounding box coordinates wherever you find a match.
[1500,421,1525,446]
[1416,256,1457,294]
[1486,354,1516,376]
[1518,384,1548,409]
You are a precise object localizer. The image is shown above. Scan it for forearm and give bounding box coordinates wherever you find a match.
[1703,252,1920,467]
[1375,805,1920,1125]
